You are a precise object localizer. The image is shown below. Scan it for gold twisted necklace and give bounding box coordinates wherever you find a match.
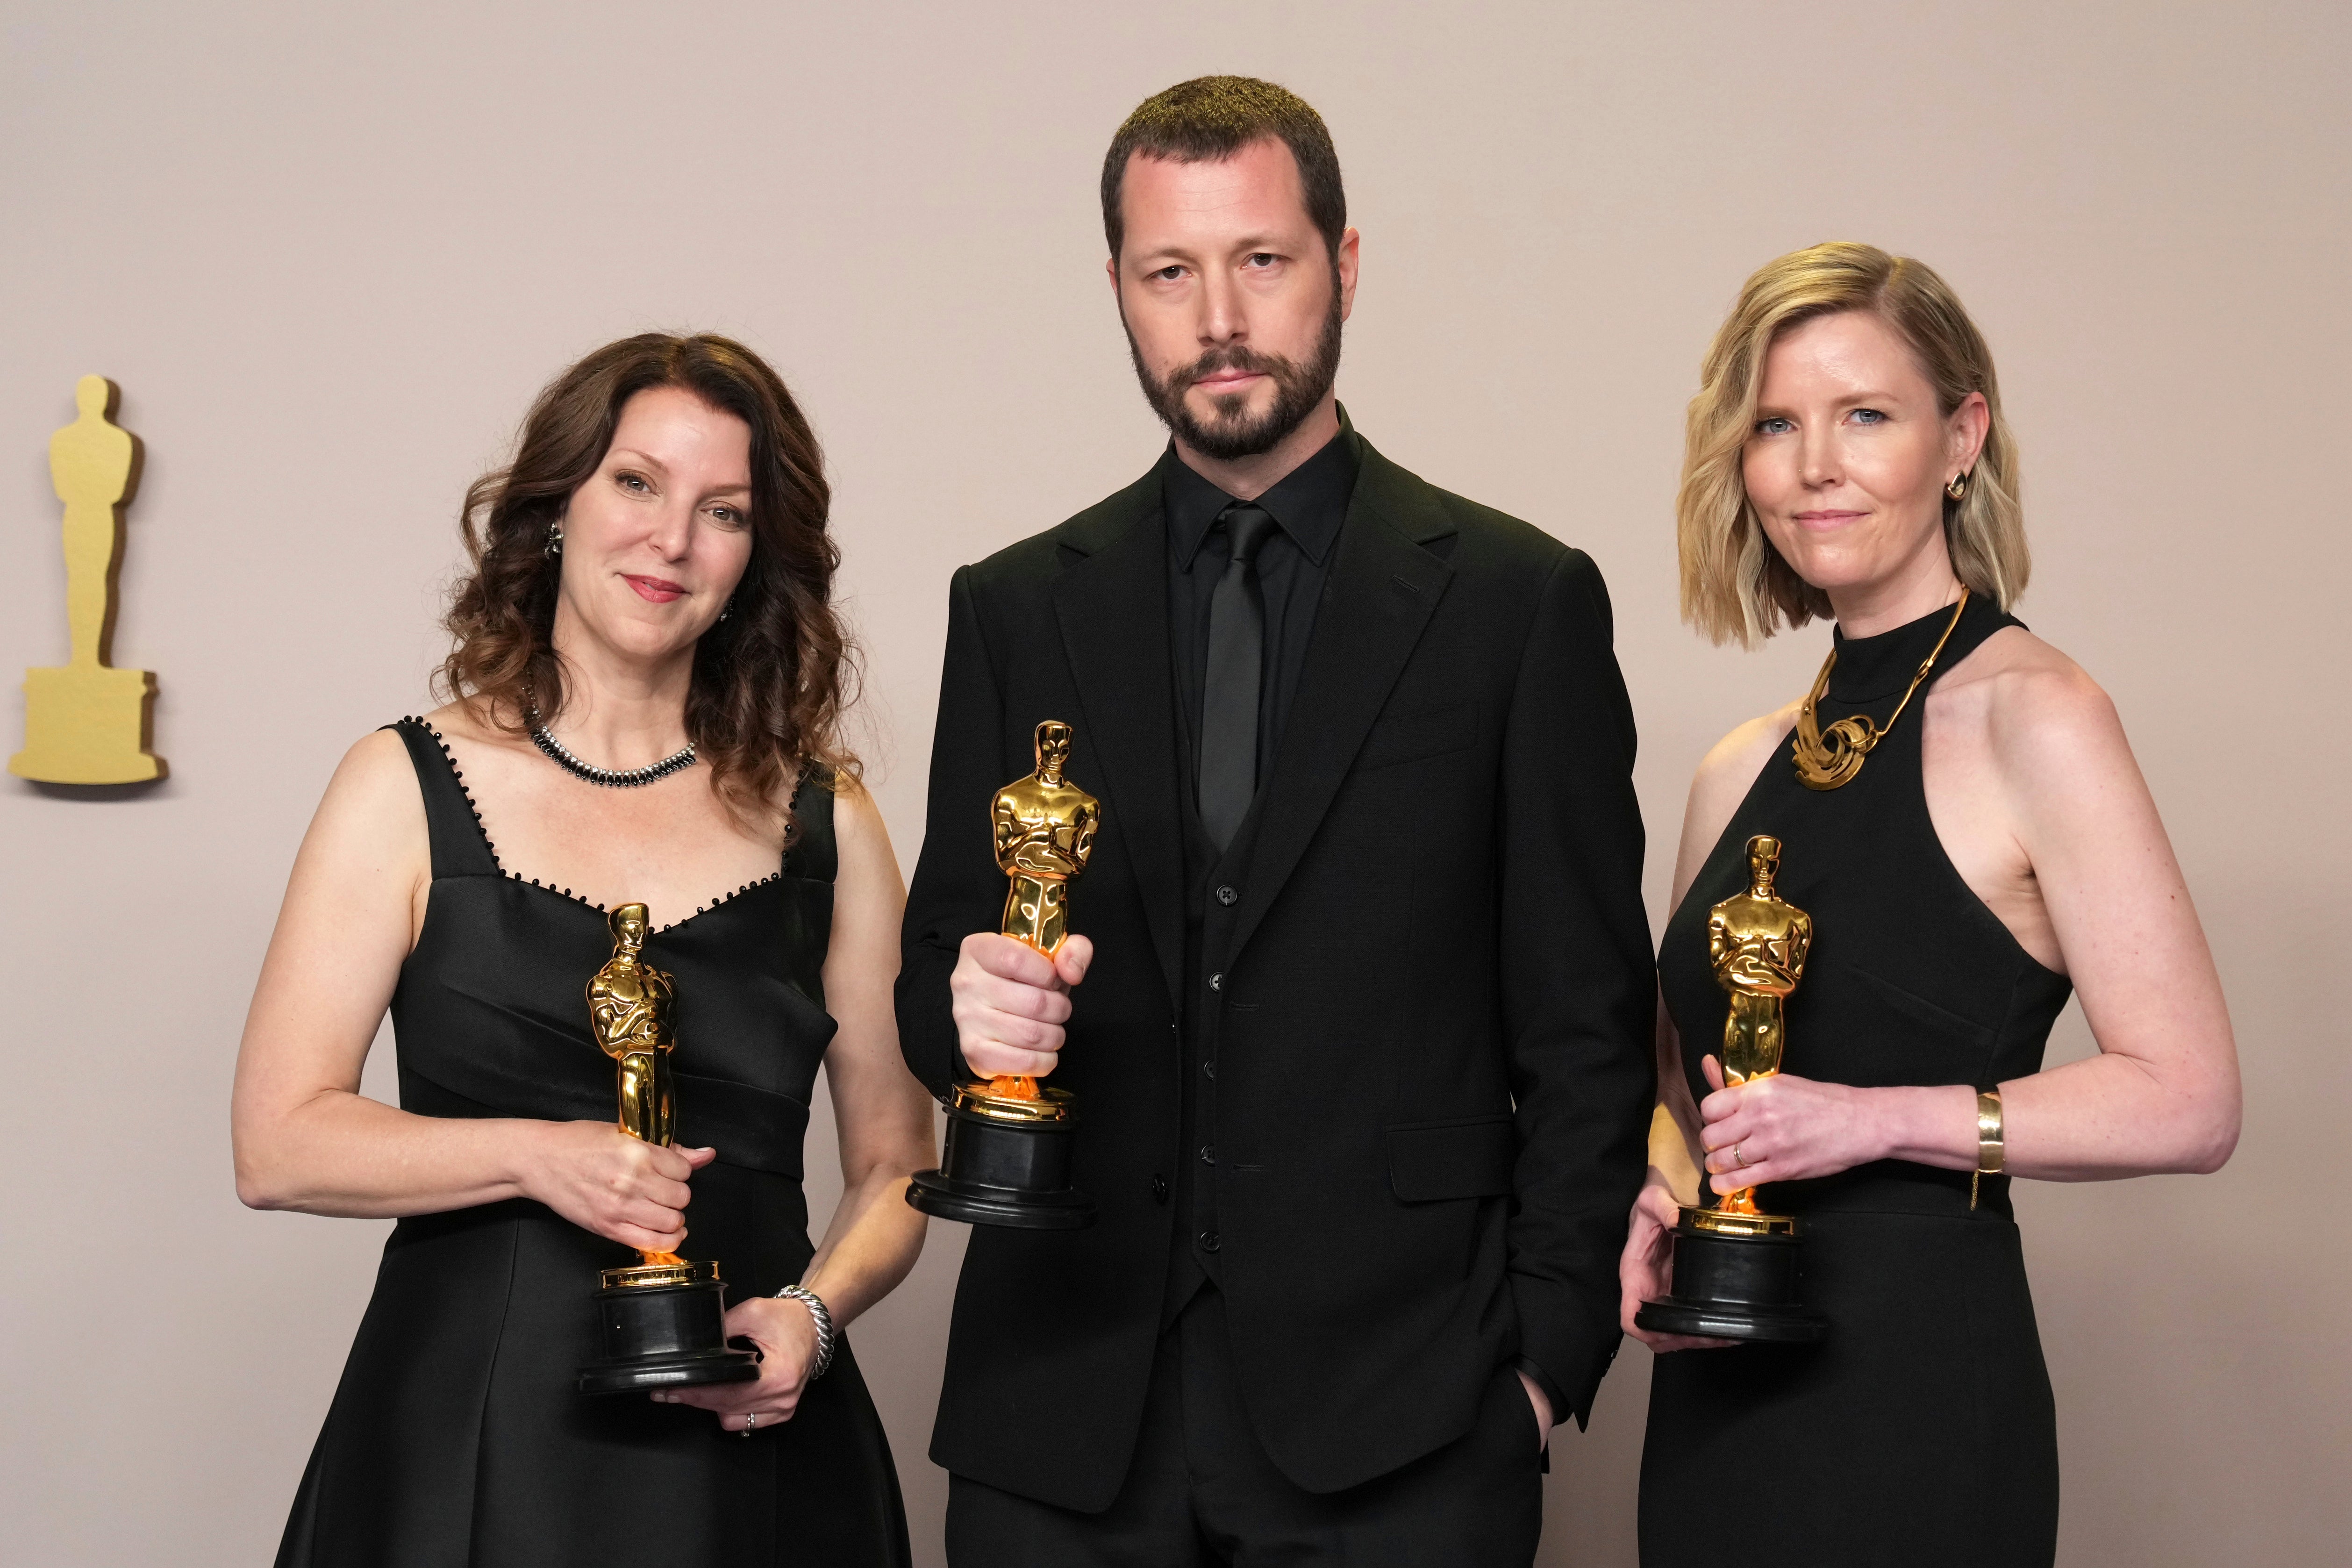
[1790,588,1969,791]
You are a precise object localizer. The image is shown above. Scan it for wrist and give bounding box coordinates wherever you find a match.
[1879,1084,1979,1170]
[775,1284,836,1379]
[502,1120,554,1203]
[1641,1161,1693,1213]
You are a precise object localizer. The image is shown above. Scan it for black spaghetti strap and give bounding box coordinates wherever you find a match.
[773,765,838,1011]
[784,764,839,884]
[383,718,500,882]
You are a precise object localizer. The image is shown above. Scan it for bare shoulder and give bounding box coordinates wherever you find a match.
[420,697,506,747]
[1938,626,2130,777]
[1674,701,1800,902]
[295,725,430,894]
[825,773,904,887]
[327,725,429,821]
[1688,702,1799,831]
[1699,702,1798,787]
[829,771,887,843]
[819,773,907,982]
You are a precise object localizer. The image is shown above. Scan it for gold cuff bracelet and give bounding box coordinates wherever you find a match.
[1971,1088,2005,1210]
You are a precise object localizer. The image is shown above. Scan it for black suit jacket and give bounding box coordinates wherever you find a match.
[897,425,1655,1508]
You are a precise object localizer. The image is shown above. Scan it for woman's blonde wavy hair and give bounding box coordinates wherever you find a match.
[1678,242,2028,647]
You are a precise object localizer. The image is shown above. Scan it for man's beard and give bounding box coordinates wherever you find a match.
[1126,283,1343,461]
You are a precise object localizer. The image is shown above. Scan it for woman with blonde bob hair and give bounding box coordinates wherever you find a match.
[1621,245,2238,1566]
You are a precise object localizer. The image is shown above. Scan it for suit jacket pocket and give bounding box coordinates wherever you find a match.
[1387,1113,1516,1203]
[1355,702,1476,772]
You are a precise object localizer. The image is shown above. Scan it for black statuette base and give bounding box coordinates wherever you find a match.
[1635,1215,1828,1344]
[907,1098,1094,1230]
[577,1276,763,1395]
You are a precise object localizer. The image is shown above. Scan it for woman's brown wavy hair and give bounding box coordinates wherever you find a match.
[438,333,858,831]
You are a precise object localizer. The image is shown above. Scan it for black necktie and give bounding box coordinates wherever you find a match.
[1199,502,1276,853]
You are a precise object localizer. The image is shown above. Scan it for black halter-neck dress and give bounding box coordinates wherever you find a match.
[1641,598,2071,1568]
[275,719,910,1568]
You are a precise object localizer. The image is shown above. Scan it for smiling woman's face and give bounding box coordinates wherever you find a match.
[1742,309,1986,605]
[553,384,755,668]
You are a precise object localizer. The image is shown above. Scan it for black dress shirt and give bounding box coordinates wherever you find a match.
[1160,430,1361,1322]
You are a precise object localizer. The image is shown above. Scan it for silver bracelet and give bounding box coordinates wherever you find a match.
[774,1284,836,1380]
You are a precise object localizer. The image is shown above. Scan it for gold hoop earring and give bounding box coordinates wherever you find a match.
[1945,473,1969,501]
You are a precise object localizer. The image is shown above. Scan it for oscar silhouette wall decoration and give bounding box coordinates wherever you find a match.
[11,375,166,784]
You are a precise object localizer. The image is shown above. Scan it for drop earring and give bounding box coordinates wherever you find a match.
[544,520,565,558]
[1945,473,1970,501]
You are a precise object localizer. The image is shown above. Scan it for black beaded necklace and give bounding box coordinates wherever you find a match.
[527,711,697,788]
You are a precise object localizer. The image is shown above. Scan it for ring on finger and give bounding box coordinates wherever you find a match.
[741,1410,758,1438]
[1732,1143,1750,1168]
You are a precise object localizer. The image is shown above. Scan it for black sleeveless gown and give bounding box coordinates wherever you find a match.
[275,719,910,1568]
[1641,598,2071,1567]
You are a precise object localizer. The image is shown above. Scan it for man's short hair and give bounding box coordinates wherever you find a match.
[1101,76,1346,265]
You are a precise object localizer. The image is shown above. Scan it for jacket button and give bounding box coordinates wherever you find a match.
[1199,1144,1215,1165]
[1198,1230,1221,1253]
[1215,885,1239,906]
[1152,1174,1169,1203]
[1203,1060,1215,1079]
[1208,973,1223,992]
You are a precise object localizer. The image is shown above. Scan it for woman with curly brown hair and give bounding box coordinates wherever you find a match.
[233,334,931,1566]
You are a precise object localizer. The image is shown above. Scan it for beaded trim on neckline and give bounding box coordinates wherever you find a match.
[401,716,785,933]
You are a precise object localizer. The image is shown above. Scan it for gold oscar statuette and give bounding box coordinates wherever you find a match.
[11,376,168,785]
[1699,833,1814,1227]
[907,719,1103,1229]
[1635,835,1830,1342]
[575,903,760,1394]
[589,902,681,1169]
[984,718,1101,1103]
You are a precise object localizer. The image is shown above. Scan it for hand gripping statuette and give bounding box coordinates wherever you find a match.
[576,904,761,1394]
[909,720,1102,1229]
[1636,836,1830,1343]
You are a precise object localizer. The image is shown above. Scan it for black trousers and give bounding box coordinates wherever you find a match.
[946,1288,1544,1567]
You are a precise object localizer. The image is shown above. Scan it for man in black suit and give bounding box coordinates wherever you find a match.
[898,76,1655,1565]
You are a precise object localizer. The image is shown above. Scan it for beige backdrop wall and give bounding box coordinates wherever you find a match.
[5,3,2345,1563]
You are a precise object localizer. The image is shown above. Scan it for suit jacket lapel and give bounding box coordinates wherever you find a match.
[1229,442,1456,959]
[1051,472,1187,1008]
